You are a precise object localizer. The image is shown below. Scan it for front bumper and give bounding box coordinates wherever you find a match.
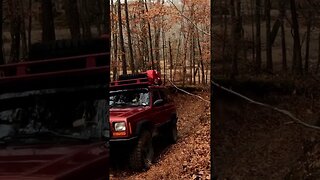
[109,136,138,146]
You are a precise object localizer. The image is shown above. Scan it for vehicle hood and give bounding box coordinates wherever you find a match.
[0,142,109,180]
[110,107,150,121]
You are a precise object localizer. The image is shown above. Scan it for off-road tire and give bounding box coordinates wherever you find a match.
[129,130,154,171]
[167,122,178,144]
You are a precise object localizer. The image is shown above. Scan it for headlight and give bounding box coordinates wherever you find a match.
[114,122,126,131]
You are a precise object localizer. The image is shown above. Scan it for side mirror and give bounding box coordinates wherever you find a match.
[153,99,164,107]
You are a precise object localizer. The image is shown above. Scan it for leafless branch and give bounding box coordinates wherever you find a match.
[168,80,210,103]
[212,80,320,131]
[167,0,211,36]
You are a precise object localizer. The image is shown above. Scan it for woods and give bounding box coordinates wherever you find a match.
[212,0,320,78]
[0,0,109,64]
[110,0,210,86]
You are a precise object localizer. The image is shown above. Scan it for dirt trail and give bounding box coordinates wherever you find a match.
[110,92,211,180]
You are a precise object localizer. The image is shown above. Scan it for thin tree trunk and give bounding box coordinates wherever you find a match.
[19,0,27,59]
[8,0,21,63]
[28,0,32,51]
[230,0,239,78]
[41,0,55,42]
[169,39,173,81]
[279,1,287,72]
[250,0,255,62]
[117,0,127,74]
[197,31,205,84]
[265,0,272,72]
[317,32,320,73]
[144,0,154,69]
[0,0,3,65]
[65,0,81,39]
[124,0,135,73]
[290,0,303,75]
[304,11,311,74]
[79,0,92,38]
[111,0,118,80]
[255,0,261,73]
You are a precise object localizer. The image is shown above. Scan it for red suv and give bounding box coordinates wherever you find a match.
[109,70,178,171]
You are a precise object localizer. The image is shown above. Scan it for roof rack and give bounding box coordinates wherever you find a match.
[110,70,162,90]
[0,52,109,94]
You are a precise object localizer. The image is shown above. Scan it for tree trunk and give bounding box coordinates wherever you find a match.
[265,0,272,72]
[317,32,320,73]
[28,0,32,51]
[79,0,92,38]
[65,0,81,39]
[0,0,3,65]
[144,0,154,70]
[279,1,287,72]
[290,0,303,75]
[124,0,135,73]
[304,11,311,74]
[197,30,205,84]
[8,0,21,63]
[250,0,255,62]
[255,0,261,73]
[117,0,127,74]
[111,0,118,80]
[169,39,173,81]
[18,0,27,59]
[230,0,239,78]
[41,0,55,42]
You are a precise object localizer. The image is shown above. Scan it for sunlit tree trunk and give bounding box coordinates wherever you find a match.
[124,0,135,73]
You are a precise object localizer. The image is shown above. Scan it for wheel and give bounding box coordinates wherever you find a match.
[129,130,154,171]
[167,122,178,144]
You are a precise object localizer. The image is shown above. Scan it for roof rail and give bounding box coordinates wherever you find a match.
[110,70,162,90]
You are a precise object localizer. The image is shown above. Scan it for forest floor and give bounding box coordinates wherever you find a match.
[110,91,211,180]
[213,77,320,179]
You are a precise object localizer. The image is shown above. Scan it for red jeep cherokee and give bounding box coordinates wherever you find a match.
[109,70,178,171]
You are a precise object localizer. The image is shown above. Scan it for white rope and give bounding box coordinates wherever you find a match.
[168,79,210,103]
[212,80,320,131]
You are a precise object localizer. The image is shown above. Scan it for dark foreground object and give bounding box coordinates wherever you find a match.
[0,37,110,180]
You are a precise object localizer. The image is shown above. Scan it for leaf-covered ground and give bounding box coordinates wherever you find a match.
[110,92,211,180]
[213,85,320,179]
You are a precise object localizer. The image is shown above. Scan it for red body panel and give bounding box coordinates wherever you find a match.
[109,86,177,139]
[0,142,109,180]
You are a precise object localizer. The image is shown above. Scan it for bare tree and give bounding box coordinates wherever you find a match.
[124,0,135,73]
[117,0,127,74]
[144,0,154,70]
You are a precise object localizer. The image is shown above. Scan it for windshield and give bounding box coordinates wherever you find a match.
[0,94,107,146]
[109,88,150,108]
